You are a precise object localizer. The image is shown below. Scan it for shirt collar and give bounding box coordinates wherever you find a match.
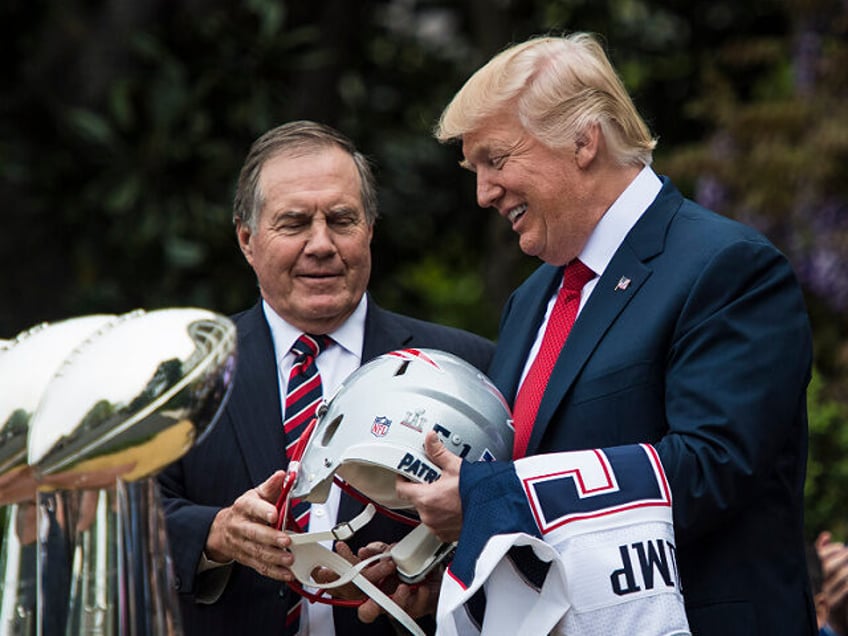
[262,294,367,366]
[579,165,662,277]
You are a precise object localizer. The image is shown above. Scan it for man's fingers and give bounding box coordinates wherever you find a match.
[335,540,357,563]
[255,470,286,503]
[236,473,285,526]
[395,473,416,503]
[423,430,460,472]
[230,535,295,582]
[358,541,391,559]
[395,432,460,503]
[817,530,833,550]
[821,542,848,578]
[357,598,384,624]
[424,430,446,460]
[356,582,435,624]
[394,583,413,605]
[310,566,341,585]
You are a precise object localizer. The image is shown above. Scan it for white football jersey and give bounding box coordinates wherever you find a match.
[436,444,691,636]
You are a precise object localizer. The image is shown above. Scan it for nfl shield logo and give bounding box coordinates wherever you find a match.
[371,416,391,438]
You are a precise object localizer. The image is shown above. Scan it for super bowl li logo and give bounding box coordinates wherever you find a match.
[371,416,391,437]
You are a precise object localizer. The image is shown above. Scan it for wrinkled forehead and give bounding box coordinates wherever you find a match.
[259,147,361,200]
[460,111,526,164]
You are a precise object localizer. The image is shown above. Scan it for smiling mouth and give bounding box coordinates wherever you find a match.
[506,204,527,224]
[299,272,341,280]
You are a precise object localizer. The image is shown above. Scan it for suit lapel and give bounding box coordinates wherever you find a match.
[227,303,286,486]
[524,179,682,455]
[495,266,563,405]
[526,251,650,453]
[361,297,415,362]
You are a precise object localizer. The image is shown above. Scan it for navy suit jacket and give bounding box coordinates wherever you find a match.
[487,179,817,635]
[158,297,494,635]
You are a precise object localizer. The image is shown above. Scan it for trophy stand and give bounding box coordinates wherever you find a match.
[117,477,180,636]
[1,501,38,635]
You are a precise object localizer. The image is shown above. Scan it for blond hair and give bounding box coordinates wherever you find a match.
[435,33,656,166]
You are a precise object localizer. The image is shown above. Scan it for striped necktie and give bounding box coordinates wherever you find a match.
[512,259,595,458]
[284,333,332,527]
[283,333,331,634]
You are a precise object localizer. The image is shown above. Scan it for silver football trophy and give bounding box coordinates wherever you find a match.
[23,307,236,635]
[1,315,118,636]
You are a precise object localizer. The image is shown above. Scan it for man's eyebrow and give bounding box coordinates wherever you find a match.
[273,208,307,218]
[325,205,360,216]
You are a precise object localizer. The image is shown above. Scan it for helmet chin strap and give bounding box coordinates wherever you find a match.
[326,476,455,582]
[389,523,455,584]
[273,419,432,635]
[277,503,426,636]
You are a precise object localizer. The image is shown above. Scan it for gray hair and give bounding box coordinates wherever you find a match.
[233,120,379,229]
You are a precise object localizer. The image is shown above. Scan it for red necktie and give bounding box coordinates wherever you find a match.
[511,259,595,458]
[283,333,331,635]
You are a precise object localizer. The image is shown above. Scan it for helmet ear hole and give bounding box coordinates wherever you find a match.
[320,414,343,447]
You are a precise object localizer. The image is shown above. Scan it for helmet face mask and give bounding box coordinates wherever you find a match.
[293,348,514,508]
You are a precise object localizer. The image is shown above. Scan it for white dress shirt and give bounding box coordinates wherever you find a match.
[264,295,367,635]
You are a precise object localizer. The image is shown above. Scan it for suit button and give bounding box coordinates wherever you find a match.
[174,575,182,591]
[279,587,287,598]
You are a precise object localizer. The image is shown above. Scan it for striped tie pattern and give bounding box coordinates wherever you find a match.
[283,333,331,634]
[284,333,331,528]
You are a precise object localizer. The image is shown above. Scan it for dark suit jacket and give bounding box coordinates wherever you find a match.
[158,296,493,635]
[486,178,817,635]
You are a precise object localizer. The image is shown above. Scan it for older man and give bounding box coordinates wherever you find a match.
[159,121,493,635]
[398,33,816,635]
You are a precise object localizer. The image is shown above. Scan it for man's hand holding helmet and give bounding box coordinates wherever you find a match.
[396,431,464,543]
[205,470,296,581]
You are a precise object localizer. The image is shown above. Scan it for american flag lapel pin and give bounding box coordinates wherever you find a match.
[614,276,631,292]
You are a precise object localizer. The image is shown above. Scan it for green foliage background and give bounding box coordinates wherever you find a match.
[1,0,847,540]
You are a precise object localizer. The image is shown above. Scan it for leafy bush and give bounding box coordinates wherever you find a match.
[806,370,848,540]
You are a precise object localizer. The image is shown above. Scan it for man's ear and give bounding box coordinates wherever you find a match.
[235,219,254,265]
[574,122,600,169]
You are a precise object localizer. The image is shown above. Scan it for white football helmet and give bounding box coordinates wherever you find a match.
[293,347,514,507]
[280,349,513,636]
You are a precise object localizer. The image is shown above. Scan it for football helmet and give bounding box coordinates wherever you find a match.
[292,347,514,508]
[277,349,513,636]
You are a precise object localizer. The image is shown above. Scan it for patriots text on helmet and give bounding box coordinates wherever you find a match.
[397,452,440,483]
